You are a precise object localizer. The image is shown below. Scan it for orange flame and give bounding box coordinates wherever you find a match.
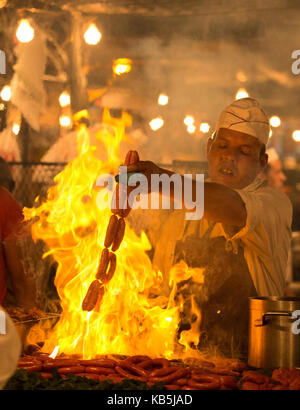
[23,108,202,360]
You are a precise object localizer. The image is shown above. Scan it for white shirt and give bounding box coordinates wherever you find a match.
[153,177,292,297]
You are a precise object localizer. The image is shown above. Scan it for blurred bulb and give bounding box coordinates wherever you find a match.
[184,115,194,126]
[269,116,281,128]
[16,19,35,43]
[83,23,102,45]
[149,117,164,131]
[235,88,249,100]
[0,85,11,101]
[200,122,210,133]
[113,58,132,76]
[269,129,273,138]
[59,115,72,128]
[292,130,300,142]
[187,124,196,134]
[59,91,70,108]
[0,103,5,110]
[236,71,247,82]
[158,94,169,106]
[12,123,20,135]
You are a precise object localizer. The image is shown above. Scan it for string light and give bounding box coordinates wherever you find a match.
[199,123,210,133]
[149,117,164,131]
[12,124,20,135]
[292,130,300,142]
[83,23,102,45]
[187,124,196,134]
[59,115,72,128]
[0,85,11,101]
[112,58,132,76]
[59,91,71,108]
[183,115,194,126]
[269,116,281,128]
[158,93,169,106]
[16,19,35,43]
[235,88,249,100]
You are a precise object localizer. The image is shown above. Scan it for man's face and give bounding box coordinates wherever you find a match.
[207,128,267,189]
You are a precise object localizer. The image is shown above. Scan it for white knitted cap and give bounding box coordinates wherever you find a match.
[215,98,270,145]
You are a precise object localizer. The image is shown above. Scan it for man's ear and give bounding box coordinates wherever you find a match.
[260,153,268,168]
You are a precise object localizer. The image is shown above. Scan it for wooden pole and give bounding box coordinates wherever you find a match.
[69,11,89,114]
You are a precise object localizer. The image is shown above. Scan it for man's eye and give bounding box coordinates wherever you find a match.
[240,147,251,155]
[218,144,227,149]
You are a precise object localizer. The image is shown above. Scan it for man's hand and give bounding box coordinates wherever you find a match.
[126,161,170,193]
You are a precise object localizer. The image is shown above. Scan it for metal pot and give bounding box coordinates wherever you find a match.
[248,297,300,369]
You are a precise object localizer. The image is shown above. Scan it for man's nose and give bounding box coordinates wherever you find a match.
[221,148,236,160]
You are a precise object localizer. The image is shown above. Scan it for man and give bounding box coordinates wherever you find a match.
[260,147,286,190]
[126,98,292,357]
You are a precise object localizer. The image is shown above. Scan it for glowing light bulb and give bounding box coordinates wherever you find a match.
[235,88,249,100]
[187,124,196,134]
[158,94,169,106]
[149,117,164,131]
[184,115,194,126]
[59,115,72,128]
[0,85,11,101]
[12,124,20,135]
[59,91,71,108]
[16,19,35,43]
[113,58,132,76]
[292,130,300,142]
[269,116,281,128]
[199,122,210,133]
[83,24,102,45]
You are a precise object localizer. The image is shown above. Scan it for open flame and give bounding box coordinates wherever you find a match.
[23,108,202,360]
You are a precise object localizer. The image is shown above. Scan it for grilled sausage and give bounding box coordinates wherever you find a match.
[124,150,140,165]
[82,280,102,311]
[96,248,110,280]
[104,215,119,248]
[111,218,125,252]
[101,252,117,284]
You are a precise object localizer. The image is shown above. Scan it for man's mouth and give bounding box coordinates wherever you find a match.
[219,166,234,176]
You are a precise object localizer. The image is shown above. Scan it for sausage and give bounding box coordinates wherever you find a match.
[139,358,169,370]
[115,365,145,381]
[204,366,240,377]
[101,252,116,284]
[93,285,105,312]
[124,150,140,165]
[104,215,119,248]
[84,366,115,375]
[82,280,102,311]
[96,248,110,280]
[271,367,290,386]
[188,376,220,390]
[176,378,189,386]
[241,381,260,390]
[151,368,189,385]
[111,184,128,216]
[219,375,238,389]
[18,364,43,373]
[118,361,148,377]
[149,366,177,378]
[18,360,40,367]
[242,370,270,385]
[58,366,85,374]
[123,355,151,365]
[78,359,117,368]
[43,359,79,370]
[165,385,180,390]
[111,218,125,252]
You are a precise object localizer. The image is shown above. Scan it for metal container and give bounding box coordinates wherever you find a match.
[248,297,300,369]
